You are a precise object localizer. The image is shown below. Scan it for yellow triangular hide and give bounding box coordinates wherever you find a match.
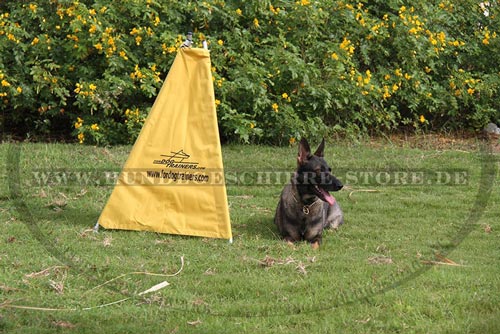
[98,48,232,240]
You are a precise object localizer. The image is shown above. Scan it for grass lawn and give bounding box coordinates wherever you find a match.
[0,137,499,333]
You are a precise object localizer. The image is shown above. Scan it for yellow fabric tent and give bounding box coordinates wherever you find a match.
[98,48,232,240]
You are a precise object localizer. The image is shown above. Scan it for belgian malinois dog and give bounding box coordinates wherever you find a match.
[274,138,344,248]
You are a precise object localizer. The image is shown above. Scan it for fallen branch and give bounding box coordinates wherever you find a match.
[2,280,171,312]
[3,280,171,312]
[86,255,184,293]
[420,260,465,267]
[24,266,69,279]
[343,186,380,202]
[1,256,184,312]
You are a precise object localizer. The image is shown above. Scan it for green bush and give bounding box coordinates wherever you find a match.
[1,0,499,144]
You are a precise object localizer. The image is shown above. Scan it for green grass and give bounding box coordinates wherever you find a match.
[0,139,499,333]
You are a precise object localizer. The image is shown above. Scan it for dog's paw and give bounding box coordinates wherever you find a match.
[283,237,297,249]
[311,241,320,250]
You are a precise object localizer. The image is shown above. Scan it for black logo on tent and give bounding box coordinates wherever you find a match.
[153,149,205,170]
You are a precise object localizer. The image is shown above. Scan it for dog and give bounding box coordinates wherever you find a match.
[274,138,344,249]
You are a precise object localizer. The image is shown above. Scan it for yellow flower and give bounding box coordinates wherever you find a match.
[289,137,296,145]
[419,115,426,123]
[31,37,40,45]
[7,33,16,42]
[282,93,289,99]
[215,99,221,106]
[253,18,259,28]
[16,86,22,94]
[272,103,279,112]
[382,86,391,99]
[89,83,97,91]
[331,52,339,60]
[29,3,37,12]
[363,70,371,84]
[437,31,446,44]
[467,88,475,95]
[1,79,10,87]
[119,51,128,60]
[270,4,281,14]
[78,133,85,144]
[94,43,103,51]
[217,39,224,46]
[91,123,99,131]
[340,37,353,54]
[236,8,242,16]
[250,122,255,129]
[392,84,399,92]
[301,0,311,5]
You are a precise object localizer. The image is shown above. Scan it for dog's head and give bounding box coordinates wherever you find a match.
[295,138,343,205]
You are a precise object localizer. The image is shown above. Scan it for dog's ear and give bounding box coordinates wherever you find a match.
[313,138,325,157]
[297,138,311,165]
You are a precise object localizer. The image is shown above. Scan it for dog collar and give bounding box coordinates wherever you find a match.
[301,201,321,215]
[291,192,321,215]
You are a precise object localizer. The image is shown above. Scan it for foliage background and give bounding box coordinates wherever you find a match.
[0,0,499,145]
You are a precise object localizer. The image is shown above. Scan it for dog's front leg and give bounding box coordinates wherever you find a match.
[281,225,302,244]
[304,222,323,249]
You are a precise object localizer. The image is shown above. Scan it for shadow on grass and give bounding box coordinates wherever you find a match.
[232,213,280,242]
[21,200,100,229]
